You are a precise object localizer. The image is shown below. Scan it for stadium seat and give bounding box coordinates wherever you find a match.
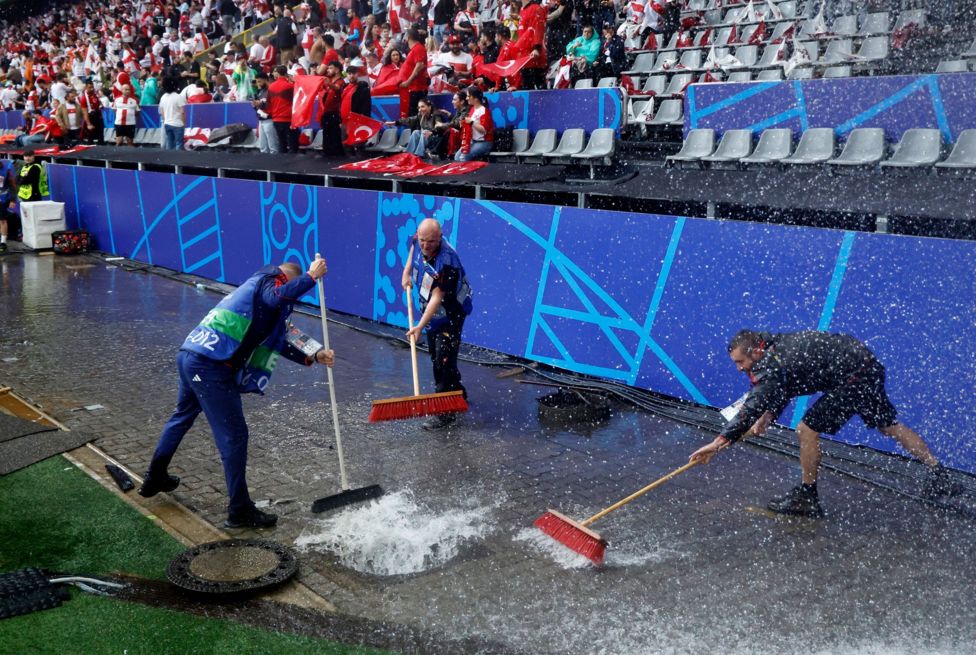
[726,70,752,82]
[831,15,857,38]
[623,53,656,76]
[858,12,890,36]
[722,7,745,25]
[714,27,733,46]
[796,40,819,62]
[518,128,557,162]
[766,22,794,45]
[962,36,976,58]
[700,129,753,167]
[798,18,819,39]
[631,99,656,124]
[881,129,944,168]
[132,128,147,145]
[677,49,703,71]
[787,66,814,79]
[753,43,786,69]
[237,130,259,150]
[936,60,968,73]
[661,73,694,97]
[936,130,976,171]
[543,128,586,162]
[827,128,886,167]
[703,9,722,26]
[854,36,889,65]
[892,9,926,32]
[819,39,853,65]
[571,129,617,177]
[648,99,683,126]
[776,1,797,19]
[393,129,411,152]
[822,65,851,78]
[781,128,835,164]
[740,128,793,164]
[366,128,399,152]
[756,68,784,80]
[730,45,758,69]
[596,77,618,88]
[640,75,667,96]
[651,51,679,73]
[307,129,323,150]
[104,128,115,142]
[489,128,530,160]
[666,128,716,166]
[658,33,680,52]
[574,78,594,89]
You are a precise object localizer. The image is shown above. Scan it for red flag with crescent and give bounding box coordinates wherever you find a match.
[291,75,326,129]
[372,67,401,96]
[479,55,533,83]
[344,112,384,145]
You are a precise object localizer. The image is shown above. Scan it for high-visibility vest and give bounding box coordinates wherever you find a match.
[17,163,49,201]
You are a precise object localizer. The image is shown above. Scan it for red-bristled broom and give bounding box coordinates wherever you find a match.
[367,288,468,422]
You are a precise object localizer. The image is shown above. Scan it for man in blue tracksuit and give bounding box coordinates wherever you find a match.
[402,218,474,430]
[140,258,334,528]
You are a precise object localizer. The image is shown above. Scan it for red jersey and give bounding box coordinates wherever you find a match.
[267,77,295,122]
[401,43,429,92]
[515,1,548,68]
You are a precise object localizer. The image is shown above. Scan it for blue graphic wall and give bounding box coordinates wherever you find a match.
[47,163,976,474]
[687,73,976,143]
[94,87,623,134]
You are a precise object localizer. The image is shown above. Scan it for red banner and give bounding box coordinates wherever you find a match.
[371,67,401,97]
[344,112,384,145]
[34,145,95,156]
[479,56,533,83]
[291,75,326,129]
[335,153,487,177]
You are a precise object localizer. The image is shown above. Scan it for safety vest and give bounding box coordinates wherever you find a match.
[412,238,473,331]
[17,163,49,201]
[181,266,292,394]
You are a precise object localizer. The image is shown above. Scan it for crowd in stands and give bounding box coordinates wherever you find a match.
[0,0,967,160]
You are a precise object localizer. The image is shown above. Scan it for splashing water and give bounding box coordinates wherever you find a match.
[295,490,495,576]
[515,527,669,569]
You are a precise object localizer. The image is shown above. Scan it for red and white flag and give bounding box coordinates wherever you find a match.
[479,55,533,82]
[291,75,326,129]
[122,46,139,74]
[553,56,572,89]
[749,20,767,45]
[184,128,211,149]
[343,112,383,145]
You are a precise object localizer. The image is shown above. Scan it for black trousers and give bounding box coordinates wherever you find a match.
[427,320,466,397]
[272,121,299,153]
[521,67,546,90]
[319,112,344,156]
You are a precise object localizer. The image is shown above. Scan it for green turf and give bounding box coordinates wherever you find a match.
[0,456,394,655]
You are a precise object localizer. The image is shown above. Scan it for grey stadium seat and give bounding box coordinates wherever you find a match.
[648,99,684,126]
[787,66,814,80]
[700,129,753,167]
[827,128,886,166]
[936,60,968,73]
[726,70,752,82]
[936,130,976,170]
[854,36,889,64]
[543,128,586,162]
[740,128,793,164]
[489,128,530,160]
[572,128,617,177]
[892,9,926,32]
[574,78,594,89]
[819,39,853,65]
[518,128,557,161]
[781,128,835,164]
[651,51,679,73]
[366,128,400,152]
[858,12,890,36]
[730,45,758,69]
[822,65,851,78]
[640,74,667,96]
[756,68,784,81]
[963,36,976,58]
[661,73,694,97]
[831,15,857,37]
[754,44,786,70]
[623,52,656,76]
[881,129,944,168]
[596,77,618,88]
[666,128,716,166]
[677,49,703,71]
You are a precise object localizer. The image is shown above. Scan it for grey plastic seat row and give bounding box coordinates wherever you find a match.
[518,128,557,161]
[366,128,400,153]
[543,128,586,162]
[572,128,617,178]
[648,99,684,126]
[936,60,969,74]
[827,128,886,166]
[623,52,656,76]
[489,128,530,160]
[700,129,753,167]
[881,129,944,168]
[936,130,976,170]
[666,128,715,166]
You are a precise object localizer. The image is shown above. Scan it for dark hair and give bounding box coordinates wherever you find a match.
[728,330,762,354]
[466,85,485,105]
[323,34,334,47]
[406,28,421,43]
[382,48,403,66]
[455,88,468,103]
[275,65,288,76]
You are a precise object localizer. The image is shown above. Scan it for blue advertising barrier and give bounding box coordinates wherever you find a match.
[95,87,624,133]
[46,162,976,474]
[686,72,976,143]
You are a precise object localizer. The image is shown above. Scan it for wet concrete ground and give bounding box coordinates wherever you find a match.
[2,252,975,655]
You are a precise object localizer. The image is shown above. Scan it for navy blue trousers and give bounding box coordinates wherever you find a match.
[149,350,253,517]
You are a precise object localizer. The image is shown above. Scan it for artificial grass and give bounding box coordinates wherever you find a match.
[0,456,394,655]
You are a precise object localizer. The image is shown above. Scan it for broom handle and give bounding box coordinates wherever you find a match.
[580,439,734,527]
[316,254,348,491]
[406,288,421,397]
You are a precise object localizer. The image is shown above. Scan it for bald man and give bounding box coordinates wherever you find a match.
[402,218,474,430]
[141,259,335,529]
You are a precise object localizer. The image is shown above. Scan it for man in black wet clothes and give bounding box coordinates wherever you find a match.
[691,329,963,517]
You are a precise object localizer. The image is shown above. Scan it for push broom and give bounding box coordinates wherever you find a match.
[310,256,383,513]
[535,440,738,565]
[367,286,468,422]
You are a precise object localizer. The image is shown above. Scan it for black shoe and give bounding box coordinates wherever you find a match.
[138,473,180,498]
[767,485,824,518]
[422,413,456,431]
[0,243,7,253]
[224,507,278,529]
[921,466,964,499]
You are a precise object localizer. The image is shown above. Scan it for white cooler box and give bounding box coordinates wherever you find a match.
[21,201,66,249]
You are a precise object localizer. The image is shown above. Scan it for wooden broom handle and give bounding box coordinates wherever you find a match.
[315,253,348,491]
[406,288,421,396]
[580,439,734,527]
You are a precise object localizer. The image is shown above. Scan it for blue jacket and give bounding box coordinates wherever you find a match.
[182,265,317,394]
[412,238,473,332]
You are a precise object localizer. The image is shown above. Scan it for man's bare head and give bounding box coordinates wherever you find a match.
[279,262,302,280]
[416,219,442,258]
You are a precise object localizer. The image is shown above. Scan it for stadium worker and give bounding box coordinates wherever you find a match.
[690,329,962,517]
[401,218,474,430]
[140,258,335,529]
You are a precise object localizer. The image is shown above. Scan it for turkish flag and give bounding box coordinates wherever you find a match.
[426,161,487,176]
[343,112,384,145]
[372,67,401,96]
[479,56,533,83]
[749,20,767,45]
[336,153,437,175]
[291,75,326,129]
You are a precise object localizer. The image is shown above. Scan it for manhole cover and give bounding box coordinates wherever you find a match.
[167,539,298,594]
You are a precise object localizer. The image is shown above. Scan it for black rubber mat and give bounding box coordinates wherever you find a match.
[0,412,58,444]
[0,568,70,620]
[0,422,93,476]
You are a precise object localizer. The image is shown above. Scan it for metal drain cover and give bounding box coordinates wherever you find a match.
[166,539,298,594]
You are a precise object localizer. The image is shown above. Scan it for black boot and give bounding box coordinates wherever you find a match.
[422,413,456,431]
[224,506,278,529]
[767,484,824,518]
[138,471,181,498]
[921,465,963,499]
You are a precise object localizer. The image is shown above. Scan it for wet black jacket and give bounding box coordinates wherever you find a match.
[720,331,877,442]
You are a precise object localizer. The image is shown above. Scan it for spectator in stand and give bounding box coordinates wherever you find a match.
[399,28,429,119]
[141,71,161,106]
[159,78,188,151]
[177,51,203,90]
[80,79,105,145]
[249,35,269,66]
[455,85,493,161]
[516,0,548,90]
[319,60,346,156]
[364,49,382,86]
[661,0,680,49]
[0,83,20,111]
[594,0,615,33]
[436,35,475,87]
[113,85,139,146]
[55,88,88,147]
[50,73,70,103]
[454,0,482,40]
[593,22,626,81]
[431,0,457,46]
[545,0,574,60]
[315,34,343,74]
[251,72,279,154]
[232,53,256,100]
[335,0,353,28]
[273,6,300,64]
[386,97,447,159]
[268,65,299,153]
[187,80,213,103]
[14,110,54,149]
[479,31,500,65]
[565,24,600,84]
[220,0,240,36]
[347,10,364,47]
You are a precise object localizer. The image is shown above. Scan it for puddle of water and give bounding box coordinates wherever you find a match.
[515,526,668,570]
[295,490,495,576]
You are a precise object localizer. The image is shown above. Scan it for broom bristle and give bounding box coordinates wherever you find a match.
[534,509,607,566]
[368,391,468,422]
